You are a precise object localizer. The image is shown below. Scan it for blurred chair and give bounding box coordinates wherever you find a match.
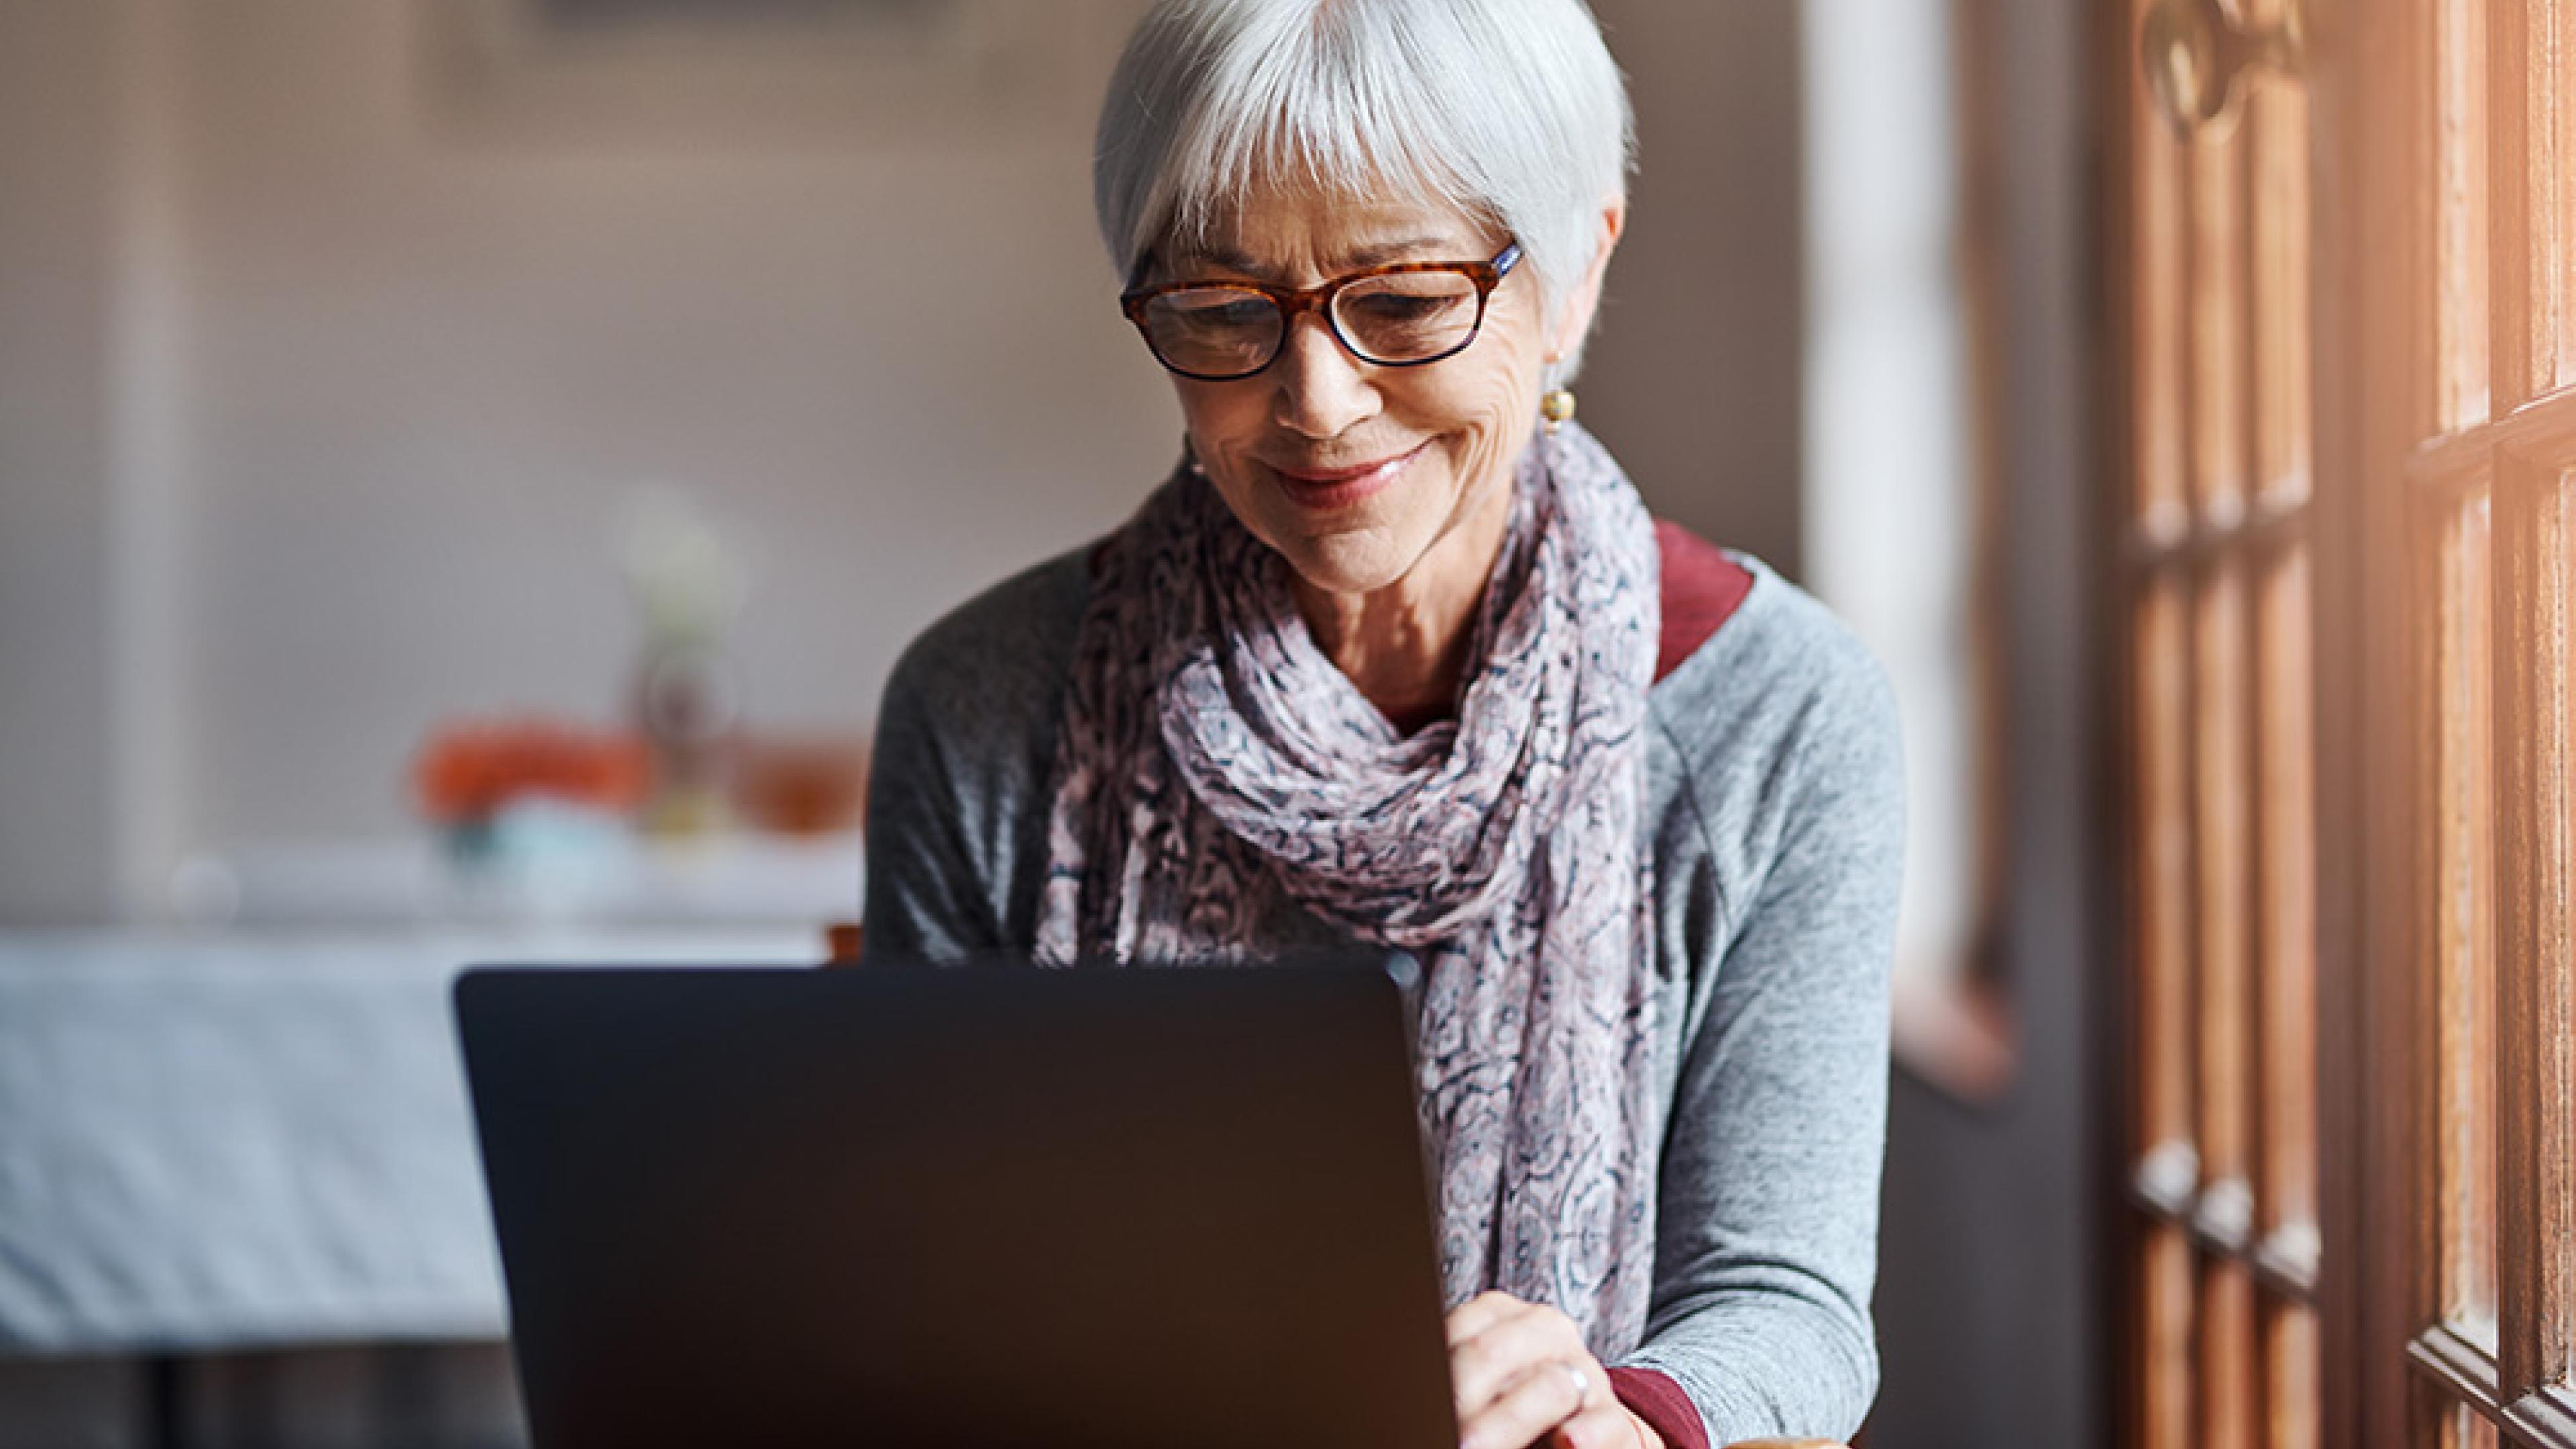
[824,921,863,965]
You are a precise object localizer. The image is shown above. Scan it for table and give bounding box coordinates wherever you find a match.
[0,928,820,1358]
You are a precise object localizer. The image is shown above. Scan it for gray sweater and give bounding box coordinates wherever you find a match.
[861,545,1904,1444]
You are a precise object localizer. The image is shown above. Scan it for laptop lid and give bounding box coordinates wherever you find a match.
[454,960,1458,1449]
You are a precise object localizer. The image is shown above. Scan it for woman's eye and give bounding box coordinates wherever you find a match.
[1171,297,1274,331]
[1348,293,1456,324]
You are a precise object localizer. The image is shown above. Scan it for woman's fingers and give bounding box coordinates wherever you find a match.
[1448,1297,1591,1417]
[1443,1289,1524,1348]
[1446,1292,1627,1449]
[1548,1403,1655,1449]
[1458,1357,1594,1449]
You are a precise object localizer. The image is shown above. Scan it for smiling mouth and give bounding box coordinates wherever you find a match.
[1265,441,1430,509]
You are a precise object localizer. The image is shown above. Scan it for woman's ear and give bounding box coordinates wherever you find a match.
[1548,200,1629,363]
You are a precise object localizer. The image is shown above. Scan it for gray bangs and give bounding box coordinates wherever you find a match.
[1094,0,1632,332]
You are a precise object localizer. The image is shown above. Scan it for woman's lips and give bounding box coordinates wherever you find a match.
[1265,442,1429,511]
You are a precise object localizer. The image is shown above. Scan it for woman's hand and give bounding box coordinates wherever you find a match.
[1446,1291,1665,1449]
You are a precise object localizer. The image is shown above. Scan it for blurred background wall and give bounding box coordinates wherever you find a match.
[1864,0,2104,1443]
[6,0,1181,920]
[0,0,129,924]
[0,0,1805,920]
[0,0,2097,1444]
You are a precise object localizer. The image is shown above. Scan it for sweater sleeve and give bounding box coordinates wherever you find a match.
[861,551,1091,961]
[1616,636,1904,1444]
[861,641,1010,959]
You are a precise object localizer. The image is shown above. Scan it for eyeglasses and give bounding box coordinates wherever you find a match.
[1120,241,1524,382]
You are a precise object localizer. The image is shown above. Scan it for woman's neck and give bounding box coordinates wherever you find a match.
[1291,482,1514,735]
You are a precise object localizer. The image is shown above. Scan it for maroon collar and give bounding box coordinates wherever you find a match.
[1654,519,1753,682]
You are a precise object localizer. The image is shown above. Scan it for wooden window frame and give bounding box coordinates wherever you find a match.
[2112,0,2576,1444]
[2314,0,2576,1445]
[2106,3,2328,1445]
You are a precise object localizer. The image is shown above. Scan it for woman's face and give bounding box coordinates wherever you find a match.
[1154,189,1558,600]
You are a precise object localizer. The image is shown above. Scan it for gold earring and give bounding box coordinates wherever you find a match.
[1540,368,1576,435]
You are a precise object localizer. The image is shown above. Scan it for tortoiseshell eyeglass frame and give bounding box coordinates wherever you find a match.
[1118,241,1525,382]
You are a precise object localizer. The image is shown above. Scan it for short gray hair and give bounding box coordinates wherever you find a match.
[1093,0,1633,358]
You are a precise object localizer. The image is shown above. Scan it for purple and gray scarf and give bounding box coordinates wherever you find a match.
[1034,421,1662,1357]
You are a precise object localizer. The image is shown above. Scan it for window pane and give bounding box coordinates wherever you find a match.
[2446,1402,2502,1449]
[2196,561,2255,1203]
[2435,490,2499,1346]
[2139,577,2198,1163]
[2488,0,2573,405]
[2194,556,2258,1449]
[2145,1220,2197,1449]
[2255,543,2318,1250]
[2200,1254,2261,1449]
[2191,130,2251,519]
[2247,56,2312,506]
[2436,0,2489,429]
[2559,0,2576,385]
[2261,1298,2318,1449]
[2132,6,2188,529]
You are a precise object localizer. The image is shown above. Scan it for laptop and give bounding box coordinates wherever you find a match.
[453,958,1458,1449]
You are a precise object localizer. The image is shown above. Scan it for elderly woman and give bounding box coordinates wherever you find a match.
[863,2,1902,1446]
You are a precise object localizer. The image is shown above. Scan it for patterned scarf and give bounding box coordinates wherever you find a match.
[1034,422,1662,1356]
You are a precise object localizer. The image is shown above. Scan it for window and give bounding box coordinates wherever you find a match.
[2113,1,2321,1442]
[2110,0,2576,1444]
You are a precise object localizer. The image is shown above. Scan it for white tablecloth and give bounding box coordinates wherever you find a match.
[0,930,820,1356]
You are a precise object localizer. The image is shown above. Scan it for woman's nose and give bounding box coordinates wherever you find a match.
[1270,312,1381,439]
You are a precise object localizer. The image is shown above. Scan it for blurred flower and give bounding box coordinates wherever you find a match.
[409,716,650,827]
[616,485,747,647]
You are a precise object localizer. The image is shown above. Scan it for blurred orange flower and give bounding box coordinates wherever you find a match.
[410,717,651,826]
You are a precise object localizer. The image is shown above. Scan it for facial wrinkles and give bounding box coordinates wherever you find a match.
[1169,189,1547,606]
